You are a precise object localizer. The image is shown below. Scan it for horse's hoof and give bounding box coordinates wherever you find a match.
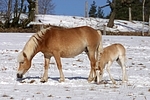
[113,81,117,85]
[88,78,94,83]
[59,79,65,83]
[40,80,46,83]
[40,78,48,83]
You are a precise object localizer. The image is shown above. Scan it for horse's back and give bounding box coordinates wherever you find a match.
[105,43,125,53]
[44,26,101,46]
[48,26,100,39]
[42,26,101,57]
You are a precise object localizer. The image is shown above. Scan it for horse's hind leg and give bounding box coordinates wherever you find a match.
[87,49,97,82]
[41,56,50,83]
[96,69,104,84]
[117,56,128,83]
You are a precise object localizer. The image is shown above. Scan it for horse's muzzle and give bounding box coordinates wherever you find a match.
[17,73,23,78]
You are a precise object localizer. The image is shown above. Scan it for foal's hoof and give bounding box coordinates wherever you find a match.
[96,81,101,85]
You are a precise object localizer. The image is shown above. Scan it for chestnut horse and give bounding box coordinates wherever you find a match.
[96,43,128,84]
[17,26,103,83]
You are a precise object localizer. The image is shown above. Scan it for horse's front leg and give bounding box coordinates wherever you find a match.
[53,53,65,82]
[40,56,50,83]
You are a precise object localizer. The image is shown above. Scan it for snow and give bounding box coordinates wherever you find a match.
[0,14,150,99]
[0,32,150,100]
[29,14,149,33]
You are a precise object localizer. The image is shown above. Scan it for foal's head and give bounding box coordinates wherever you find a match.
[17,52,31,78]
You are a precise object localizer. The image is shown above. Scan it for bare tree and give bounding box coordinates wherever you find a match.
[100,0,116,28]
[107,0,116,28]
[38,0,55,14]
[11,0,25,27]
[0,0,37,28]
[4,0,13,28]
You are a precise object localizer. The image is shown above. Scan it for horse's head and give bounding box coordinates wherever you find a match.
[17,52,31,78]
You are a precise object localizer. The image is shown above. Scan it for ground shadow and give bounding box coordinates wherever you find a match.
[16,76,88,82]
[16,76,122,85]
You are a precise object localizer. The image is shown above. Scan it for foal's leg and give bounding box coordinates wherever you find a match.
[106,61,116,84]
[40,56,50,82]
[117,56,128,82]
[53,53,65,82]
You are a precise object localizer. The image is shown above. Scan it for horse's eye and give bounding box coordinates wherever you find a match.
[20,62,24,64]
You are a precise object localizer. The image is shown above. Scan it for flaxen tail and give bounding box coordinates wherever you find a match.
[96,30,103,69]
[97,30,103,54]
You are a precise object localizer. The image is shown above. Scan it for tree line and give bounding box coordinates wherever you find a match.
[0,0,54,28]
[0,0,149,29]
[89,0,150,21]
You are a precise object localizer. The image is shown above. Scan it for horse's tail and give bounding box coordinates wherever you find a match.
[96,30,103,69]
[97,30,103,53]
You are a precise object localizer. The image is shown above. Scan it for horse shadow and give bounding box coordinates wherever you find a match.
[16,76,122,85]
[16,76,88,82]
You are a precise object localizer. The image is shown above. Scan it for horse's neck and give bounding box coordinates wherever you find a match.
[23,38,40,60]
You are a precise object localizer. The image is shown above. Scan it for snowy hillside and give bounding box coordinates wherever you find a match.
[0,33,150,100]
[29,14,149,33]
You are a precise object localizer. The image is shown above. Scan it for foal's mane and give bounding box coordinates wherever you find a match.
[18,27,50,62]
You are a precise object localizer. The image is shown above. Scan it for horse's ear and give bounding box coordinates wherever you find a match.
[23,52,27,58]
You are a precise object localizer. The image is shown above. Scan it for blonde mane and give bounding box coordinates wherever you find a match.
[17,27,50,62]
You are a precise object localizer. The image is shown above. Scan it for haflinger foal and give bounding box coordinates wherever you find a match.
[17,26,103,83]
[96,43,128,84]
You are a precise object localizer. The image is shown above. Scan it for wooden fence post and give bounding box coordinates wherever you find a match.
[103,24,106,35]
[142,0,145,36]
[149,15,150,35]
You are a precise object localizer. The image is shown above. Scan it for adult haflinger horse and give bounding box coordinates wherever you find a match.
[17,26,103,83]
[96,43,128,84]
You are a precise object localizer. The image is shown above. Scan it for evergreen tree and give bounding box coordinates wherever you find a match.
[115,0,129,20]
[89,1,97,17]
[144,0,150,21]
[115,0,150,21]
[131,0,142,21]
[97,7,104,18]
